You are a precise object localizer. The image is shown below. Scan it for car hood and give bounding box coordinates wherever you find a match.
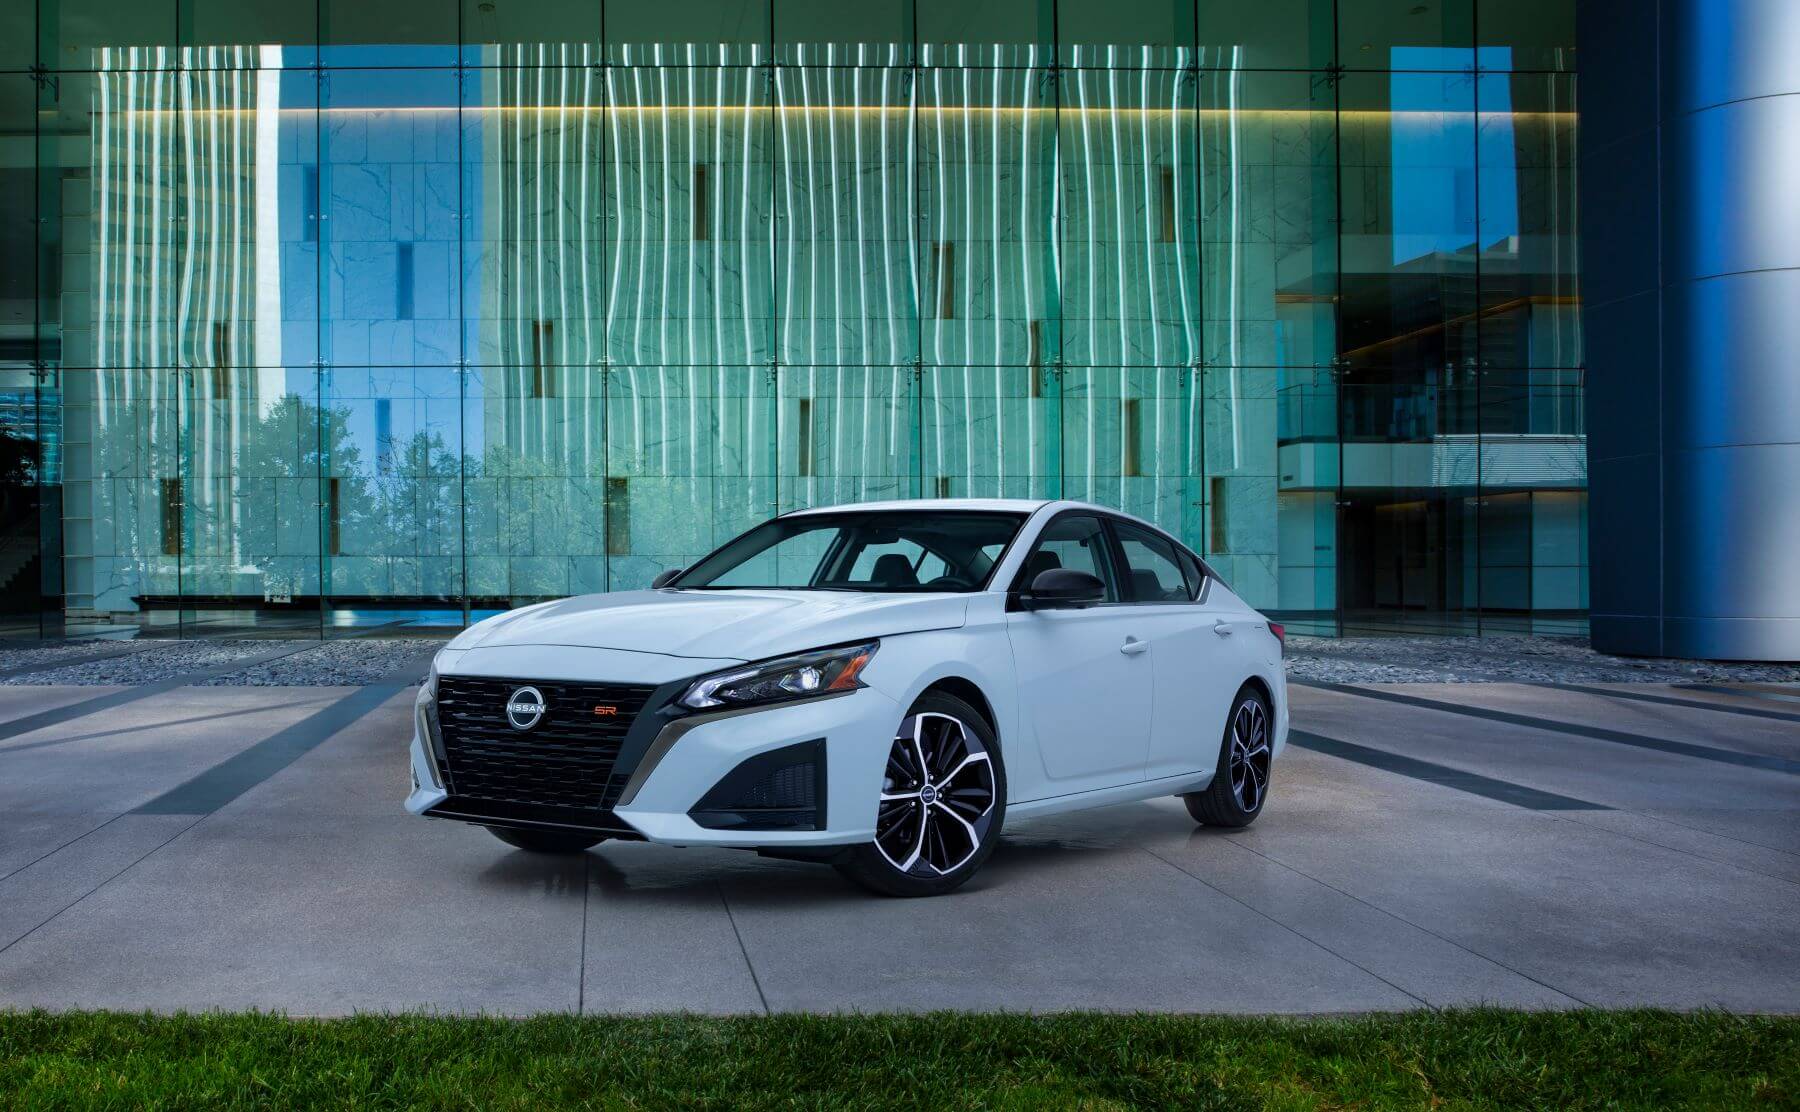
[450,589,971,662]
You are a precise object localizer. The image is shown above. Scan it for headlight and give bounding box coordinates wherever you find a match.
[678,641,878,711]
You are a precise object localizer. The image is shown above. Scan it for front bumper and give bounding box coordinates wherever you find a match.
[406,678,901,849]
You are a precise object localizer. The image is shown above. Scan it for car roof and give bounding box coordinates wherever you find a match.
[780,498,1159,528]
[782,498,1054,515]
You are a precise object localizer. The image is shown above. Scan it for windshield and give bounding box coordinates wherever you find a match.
[673,511,1027,593]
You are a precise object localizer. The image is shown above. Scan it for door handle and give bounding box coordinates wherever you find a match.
[1213,619,1234,637]
[1120,637,1149,656]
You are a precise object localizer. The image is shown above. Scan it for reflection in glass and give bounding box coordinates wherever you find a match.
[1060,67,1196,368]
[605,67,774,367]
[14,1,1587,638]
[774,67,916,367]
[918,66,1056,368]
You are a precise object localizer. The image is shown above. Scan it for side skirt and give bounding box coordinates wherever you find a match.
[1006,770,1215,821]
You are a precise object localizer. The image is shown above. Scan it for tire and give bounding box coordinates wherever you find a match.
[1183,685,1273,829]
[837,692,1007,897]
[486,826,607,854]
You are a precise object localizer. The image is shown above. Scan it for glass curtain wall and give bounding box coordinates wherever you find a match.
[0,0,1580,638]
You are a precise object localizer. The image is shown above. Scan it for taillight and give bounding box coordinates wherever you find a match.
[1267,622,1285,656]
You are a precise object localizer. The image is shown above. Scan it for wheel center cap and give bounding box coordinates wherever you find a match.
[919,784,938,805]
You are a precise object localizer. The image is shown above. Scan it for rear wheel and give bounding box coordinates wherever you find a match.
[1183,686,1272,828]
[837,692,1006,897]
[486,826,607,854]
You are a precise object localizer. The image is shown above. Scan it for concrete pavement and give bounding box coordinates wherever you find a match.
[0,677,1795,1014]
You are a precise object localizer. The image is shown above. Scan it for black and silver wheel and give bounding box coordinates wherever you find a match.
[487,826,607,854]
[838,691,1006,897]
[1183,686,1272,828]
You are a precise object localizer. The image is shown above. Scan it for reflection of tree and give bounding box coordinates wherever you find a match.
[369,429,462,560]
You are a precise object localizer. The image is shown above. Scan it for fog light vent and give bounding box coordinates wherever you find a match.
[689,739,827,831]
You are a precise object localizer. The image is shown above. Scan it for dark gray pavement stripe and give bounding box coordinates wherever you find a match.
[0,643,318,743]
[1538,682,1800,725]
[133,648,439,816]
[1295,680,1800,776]
[0,643,161,681]
[1685,684,1800,707]
[1287,729,1609,811]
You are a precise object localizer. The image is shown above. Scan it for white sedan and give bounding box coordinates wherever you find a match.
[406,500,1288,896]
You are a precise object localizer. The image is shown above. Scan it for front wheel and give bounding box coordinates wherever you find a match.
[836,692,1006,897]
[486,826,607,854]
[1183,686,1272,828]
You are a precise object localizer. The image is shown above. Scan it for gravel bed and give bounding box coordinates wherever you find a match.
[1285,634,1800,685]
[1,640,292,686]
[195,639,439,687]
[0,639,147,673]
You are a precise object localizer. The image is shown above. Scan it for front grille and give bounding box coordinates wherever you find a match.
[435,675,658,812]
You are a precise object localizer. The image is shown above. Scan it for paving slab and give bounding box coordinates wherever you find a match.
[0,687,341,816]
[0,676,1795,1015]
[0,813,587,1015]
[1290,686,1800,816]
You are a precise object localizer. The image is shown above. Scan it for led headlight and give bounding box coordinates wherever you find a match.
[678,641,878,711]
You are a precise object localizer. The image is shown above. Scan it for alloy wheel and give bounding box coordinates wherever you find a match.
[1228,699,1271,812]
[875,712,997,876]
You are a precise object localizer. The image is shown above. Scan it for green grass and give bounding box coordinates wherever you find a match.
[1,1010,1794,1110]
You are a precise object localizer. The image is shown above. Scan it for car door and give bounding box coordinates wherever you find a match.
[1107,520,1245,782]
[1003,513,1153,795]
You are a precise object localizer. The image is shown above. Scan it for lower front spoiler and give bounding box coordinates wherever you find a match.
[423,796,647,841]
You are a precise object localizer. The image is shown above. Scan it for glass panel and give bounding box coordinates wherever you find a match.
[320,365,461,632]
[1060,366,1203,552]
[918,65,1056,368]
[321,0,457,54]
[461,64,608,368]
[462,362,604,611]
[169,67,322,371]
[321,67,459,368]
[1477,71,1578,372]
[1337,70,1476,376]
[1338,0,1474,71]
[42,0,177,68]
[774,0,911,66]
[1057,0,1193,70]
[4,74,34,357]
[1201,68,1338,371]
[1337,485,1475,633]
[0,365,46,636]
[604,66,774,368]
[774,66,917,367]
[1197,0,1334,71]
[602,365,776,589]
[75,368,189,633]
[179,365,325,634]
[48,68,186,370]
[777,364,918,511]
[1059,67,1197,368]
[182,0,318,57]
[1478,0,1576,74]
[920,366,1056,500]
[605,0,770,67]
[2,5,34,70]
[1201,366,1277,608]
[72,66,326,374]
[462,0,600,54]
[917,0,1051,69]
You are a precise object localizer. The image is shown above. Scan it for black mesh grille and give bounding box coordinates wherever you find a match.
[435,675,657,811]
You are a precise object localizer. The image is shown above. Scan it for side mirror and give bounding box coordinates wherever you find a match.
[651,567,684,589]
[1020,568,1106,610]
